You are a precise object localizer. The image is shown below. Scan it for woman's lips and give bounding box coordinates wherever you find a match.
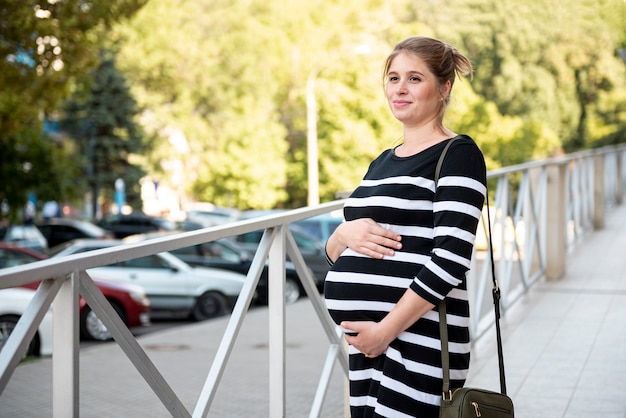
[392,100,411,108]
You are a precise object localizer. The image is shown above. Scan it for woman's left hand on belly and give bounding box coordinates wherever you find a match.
[341,320,394,358]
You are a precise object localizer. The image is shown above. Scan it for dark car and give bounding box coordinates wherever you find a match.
[125,232,307,305]
[97,213,177,239]
[232,211,330,288]
[37,218,113,248]
[0,242,151,341]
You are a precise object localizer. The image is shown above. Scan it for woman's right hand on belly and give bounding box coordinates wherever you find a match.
[333,218,403,260]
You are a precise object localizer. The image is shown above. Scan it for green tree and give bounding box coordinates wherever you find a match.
[437,0,626,153]
[61,54,147,217]
[0,1,147,220]
[109,0,626,212]
[114,0,406,208]
[0,0,147,135]
[0,128,84,222]
[115,0,298,209]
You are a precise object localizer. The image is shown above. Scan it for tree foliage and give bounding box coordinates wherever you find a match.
[0,127,84,222]
[0,1,147,220]
[0,0,147,134]
[2,0,626,216]
[61,54,147,216]
[111,0,625,210]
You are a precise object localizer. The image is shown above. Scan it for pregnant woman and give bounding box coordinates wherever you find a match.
[324,36,487,418]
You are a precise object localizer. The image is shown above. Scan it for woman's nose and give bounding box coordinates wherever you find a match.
[396,80,408,94]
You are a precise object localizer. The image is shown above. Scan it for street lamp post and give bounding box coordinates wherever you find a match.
[305,45,370,207]
[306,66,321,207]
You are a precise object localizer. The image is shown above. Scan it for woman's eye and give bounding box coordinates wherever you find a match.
[388,76,398,82]
[410,76,421,82]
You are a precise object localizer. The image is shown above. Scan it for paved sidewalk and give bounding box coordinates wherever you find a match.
[1,300,347,417]
[2,204,626,417]
[467,202,626,417]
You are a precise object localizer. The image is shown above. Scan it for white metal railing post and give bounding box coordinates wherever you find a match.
[494,174,509,296]
[594,152,606,229]
[615,150,625,205]
[526,166,547,286]
[268,226,287,417]
[52,270,80,418]
[546,161,567,280]
[604,150,618,207]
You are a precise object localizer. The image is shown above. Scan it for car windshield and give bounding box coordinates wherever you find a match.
[0,249,39,268]
[121,255,170,269]
[291,229,320,250]
[170,241,241,263]
[73,220,107,235]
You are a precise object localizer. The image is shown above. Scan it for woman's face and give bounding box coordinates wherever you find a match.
[385,51,447,128]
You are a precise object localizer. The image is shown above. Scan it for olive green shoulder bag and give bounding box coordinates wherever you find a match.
[435,137,514,418]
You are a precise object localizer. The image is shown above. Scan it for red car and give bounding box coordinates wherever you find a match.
[0,242,151,341]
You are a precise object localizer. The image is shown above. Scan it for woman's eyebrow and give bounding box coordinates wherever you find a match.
[387,70,426,77]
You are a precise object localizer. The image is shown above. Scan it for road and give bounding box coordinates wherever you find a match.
[81,317,214,349]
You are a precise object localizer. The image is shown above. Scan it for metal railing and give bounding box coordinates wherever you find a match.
[1,143,625,417]
[468,144,626,338]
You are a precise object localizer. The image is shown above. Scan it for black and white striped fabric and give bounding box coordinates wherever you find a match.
[324,135,487,418]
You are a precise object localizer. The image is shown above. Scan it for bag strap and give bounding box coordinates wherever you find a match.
[435,138,508,399]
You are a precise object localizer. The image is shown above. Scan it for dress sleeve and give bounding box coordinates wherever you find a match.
[409,139,487,304]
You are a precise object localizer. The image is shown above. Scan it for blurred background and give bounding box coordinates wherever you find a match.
[1,0,625,226]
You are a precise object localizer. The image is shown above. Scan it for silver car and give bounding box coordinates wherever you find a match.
[49,239,248,320]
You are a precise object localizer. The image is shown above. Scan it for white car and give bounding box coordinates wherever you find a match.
[0,287,53,356]
[49,239,248,320]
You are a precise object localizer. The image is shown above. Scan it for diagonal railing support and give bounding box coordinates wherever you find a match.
[193,228,273,418]
[0,278,64,393]
[79,271,192,417]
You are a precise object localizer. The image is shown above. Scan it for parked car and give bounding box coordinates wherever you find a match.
[48,239,248,320]
[37,218,113,248]
[0,287,53,357]
[183,202,240,227]
[0,242,46,269]
[96,214,177,239]
[0,242,151,341]
[1,224,48,253]
[75,279,151,341]
[292,211,344,243]
[233,210,330,288]
[125,232,307,305]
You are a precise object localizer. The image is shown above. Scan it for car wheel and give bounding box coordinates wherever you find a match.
[285,277,301,305]
[191,291,228,321]
[80,302,126,341]
[0,315,40,357]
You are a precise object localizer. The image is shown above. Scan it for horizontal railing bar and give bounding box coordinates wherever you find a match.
[0,200,346,288]
[485,143,626,177]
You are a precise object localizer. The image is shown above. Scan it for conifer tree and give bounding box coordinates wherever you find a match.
[61,53,147,218]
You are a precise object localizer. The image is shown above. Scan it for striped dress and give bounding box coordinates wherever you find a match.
[324,135,487,418]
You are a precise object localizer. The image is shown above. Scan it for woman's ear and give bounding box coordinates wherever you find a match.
[440,80,452,100]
